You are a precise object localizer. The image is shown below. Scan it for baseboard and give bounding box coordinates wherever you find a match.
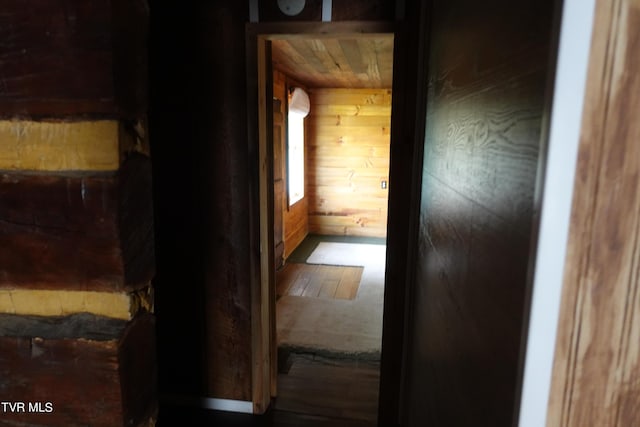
[161,394,253,414]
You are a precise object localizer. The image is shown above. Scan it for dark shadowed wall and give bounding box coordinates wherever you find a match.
[150,2,253,400]
[403,0,556,425]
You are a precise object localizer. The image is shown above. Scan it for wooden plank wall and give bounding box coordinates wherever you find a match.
[402,0,555,425]
[273,70,310,259]
[0,1,156,426]
[547,1,640,425]
[271,36,395,89]
[307,88,391,238]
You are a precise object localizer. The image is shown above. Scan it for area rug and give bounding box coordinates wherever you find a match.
[276,242,386,360]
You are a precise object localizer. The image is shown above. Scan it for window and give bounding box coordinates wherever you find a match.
[287,87,310,206]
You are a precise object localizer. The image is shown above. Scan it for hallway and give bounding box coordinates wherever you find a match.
[158,353,379,427]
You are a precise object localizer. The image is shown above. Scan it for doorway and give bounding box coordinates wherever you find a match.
[248,23,395,422]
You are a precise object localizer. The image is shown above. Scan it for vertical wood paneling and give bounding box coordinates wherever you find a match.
[307,88,391,238]
[273,70,310,259]
[547,1,640,426]
[403,0,554,425]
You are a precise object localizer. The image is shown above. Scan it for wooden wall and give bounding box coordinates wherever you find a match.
[273,70,310,260]
[0,1,156,426]
[402,0,555,425]
[547,0,640,425]
[307,88,391,238]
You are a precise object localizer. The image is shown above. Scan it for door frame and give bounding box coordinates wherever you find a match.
[245,21,408,417]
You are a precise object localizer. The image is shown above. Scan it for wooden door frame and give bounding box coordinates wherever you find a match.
[245,21,409,417]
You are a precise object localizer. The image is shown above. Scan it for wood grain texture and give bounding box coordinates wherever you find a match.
[0,313,156,427]
[284,198,310,259]
[276,263,363,300]
[0,154,153,291]
[275,354,379,423]
[273,71,310,259]
[547,1,640,426]
[0,0,147,117]
[403,0,554,425]
[274,95,285,269]
[272,36,394,89]
[307,89,390,238]
[0,170,122,289]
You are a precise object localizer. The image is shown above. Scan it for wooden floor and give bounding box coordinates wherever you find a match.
[276,263,363,300]
[158,353,380,427]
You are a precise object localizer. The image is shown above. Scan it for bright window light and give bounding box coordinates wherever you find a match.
[288,88,309,206]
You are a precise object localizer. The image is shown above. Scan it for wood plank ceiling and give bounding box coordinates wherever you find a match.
[271,35,394,89]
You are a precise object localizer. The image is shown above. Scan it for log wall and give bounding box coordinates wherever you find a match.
[307,88,391,238]
[0,1,156,425]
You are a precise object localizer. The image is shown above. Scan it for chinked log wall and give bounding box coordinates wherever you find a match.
[307,88,391,238]
[0,1,156,426]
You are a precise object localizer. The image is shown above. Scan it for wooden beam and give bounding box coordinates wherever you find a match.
[251,35,274,414]
[0,0,148,118]
[0,154,154,291]
[0,313,156,426]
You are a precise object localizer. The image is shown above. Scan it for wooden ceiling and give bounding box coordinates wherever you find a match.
[271,35,394,89]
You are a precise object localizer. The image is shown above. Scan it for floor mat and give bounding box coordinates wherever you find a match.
[276,242,386,359]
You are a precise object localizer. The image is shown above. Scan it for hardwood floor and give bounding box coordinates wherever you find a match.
[276,263,363,300]
[158,353,379,427]
[275,353,379,423]
[159,235,383,426]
